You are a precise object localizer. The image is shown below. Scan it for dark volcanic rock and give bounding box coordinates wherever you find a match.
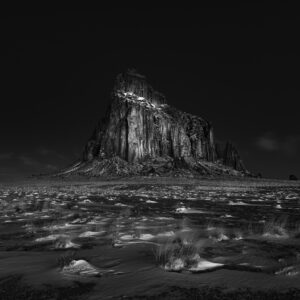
[289,174,298,181]
[219,142,247,173]
[83,69,216,164]
[58,69,249,177]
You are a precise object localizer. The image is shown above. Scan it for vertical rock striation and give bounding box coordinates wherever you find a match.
[59,69,249,177]
[221,142,247,172]
[83,69,216,164]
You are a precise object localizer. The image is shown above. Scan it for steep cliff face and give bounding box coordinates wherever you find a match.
[83,69,216,164]
[58,69,249,177]
[216,142,247,172]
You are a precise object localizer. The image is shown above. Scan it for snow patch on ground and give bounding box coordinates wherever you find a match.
[145,200,158,204]
[176,207,206,214]
[139,233,155,240]
[62,259,100,277]
[79,231,106,238]
[35,234,68,242]
[228,201,248,206]
[164,254,223,272]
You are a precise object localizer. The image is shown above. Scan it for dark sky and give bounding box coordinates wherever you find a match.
[0,6,299,179]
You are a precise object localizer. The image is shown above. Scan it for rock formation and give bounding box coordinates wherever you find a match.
[216,142,246,172]
[289,174,298,181]
[58,69,249,177]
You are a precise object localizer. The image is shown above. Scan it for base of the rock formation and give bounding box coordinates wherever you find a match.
[54,156,251,178]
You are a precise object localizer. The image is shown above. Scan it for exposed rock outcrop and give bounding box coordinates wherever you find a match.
[57,69,249,177]
[83,69,216,164]
[216,142,247,173]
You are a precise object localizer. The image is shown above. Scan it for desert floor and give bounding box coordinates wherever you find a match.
[1,177,300,299]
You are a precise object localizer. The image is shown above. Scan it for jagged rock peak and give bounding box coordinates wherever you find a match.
[113,68,167,107]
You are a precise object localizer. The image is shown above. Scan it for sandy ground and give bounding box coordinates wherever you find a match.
[0,177,300,299]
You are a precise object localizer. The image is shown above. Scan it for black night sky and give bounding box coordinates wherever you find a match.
[1,7,299,180]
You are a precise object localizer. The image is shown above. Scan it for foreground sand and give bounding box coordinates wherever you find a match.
[0,177,300,299]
